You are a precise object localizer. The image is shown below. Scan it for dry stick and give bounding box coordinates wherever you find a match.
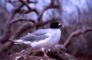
[0,0,34,52]
[63,30,82,47]
[27,0,38,3]
[0,41,12,52]
[82,27,92,33]
[0,1,24,42]
[63,27,92,48]
[19,0,39,14]
[9,19,35,24]
[0,10,14,42]
[12,48,34,60]
[37,1,59,28]
[13,47,51,60]
[0,4,25,52]
[0,22,35,52]
[0,15,15,52]
[7,17,36,40]
[17,48,55,60]
[9,0,60,31]
[9,22,35,40]
[19,0,59,28]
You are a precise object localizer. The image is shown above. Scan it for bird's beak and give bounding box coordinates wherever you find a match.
[59,23,62,27]
[59,23,64,28]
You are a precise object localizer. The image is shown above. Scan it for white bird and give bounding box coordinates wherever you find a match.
[13,22,62,49]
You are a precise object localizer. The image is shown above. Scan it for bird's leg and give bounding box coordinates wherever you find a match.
[41,48,48,57]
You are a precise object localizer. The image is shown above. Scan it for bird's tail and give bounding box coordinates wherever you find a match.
[12,39,32,45]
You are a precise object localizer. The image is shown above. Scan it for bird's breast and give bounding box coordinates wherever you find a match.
[31,29,61,48]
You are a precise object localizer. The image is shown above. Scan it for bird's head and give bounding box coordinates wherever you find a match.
[50,21,64,29]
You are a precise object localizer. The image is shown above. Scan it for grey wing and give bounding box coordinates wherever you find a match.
[32,29,49,36]
[20,32,48,42]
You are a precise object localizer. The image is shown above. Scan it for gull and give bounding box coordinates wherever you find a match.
[13,21,62,49]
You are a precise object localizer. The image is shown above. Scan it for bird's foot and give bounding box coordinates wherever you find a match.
[40,48,49,57]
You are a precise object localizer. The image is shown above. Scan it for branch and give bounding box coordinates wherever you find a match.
[9,19,35,24]
[19,0,39,14]
[63,27,92,48]
[0,4,24,43]
[0,41,12,52]
[9,21,35,40]
[37,0,60,28]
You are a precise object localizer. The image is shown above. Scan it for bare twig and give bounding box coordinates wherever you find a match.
[63,27,92,48]
[37,0,60,28]
[0,3,24,43]
[0,41,12,52]
[19,0,39,14]
[9,21,35,40]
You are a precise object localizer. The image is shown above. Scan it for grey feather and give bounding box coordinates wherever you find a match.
[20,29,49,42]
